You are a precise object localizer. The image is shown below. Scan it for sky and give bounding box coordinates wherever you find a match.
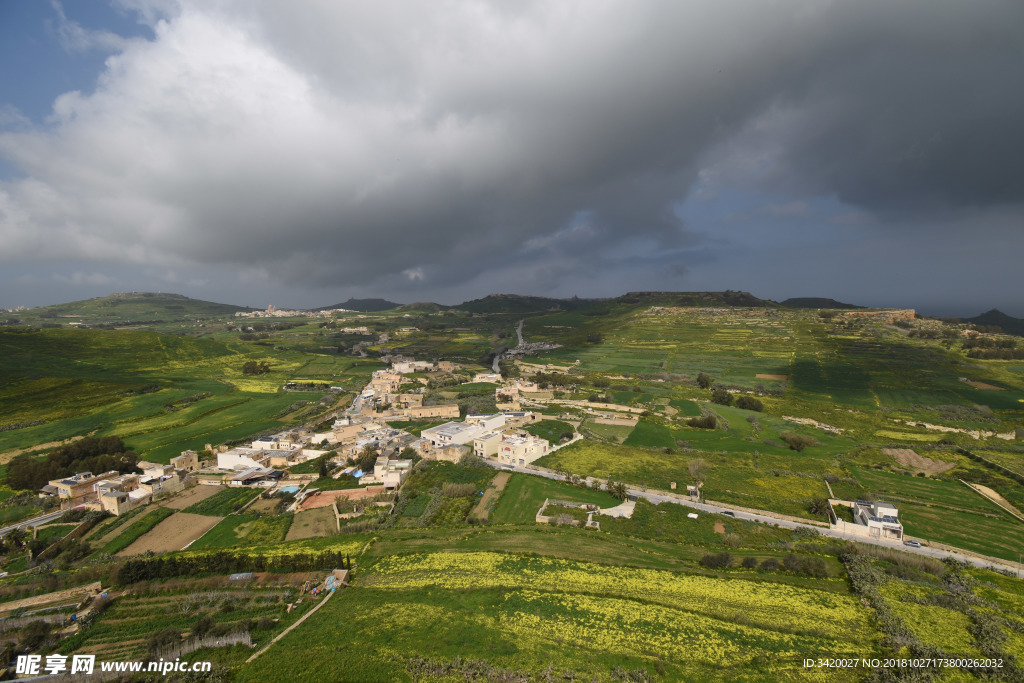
[1,1,1022,317]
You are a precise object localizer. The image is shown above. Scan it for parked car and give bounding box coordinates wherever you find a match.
[721,511,735,517]
[903,540,922,548]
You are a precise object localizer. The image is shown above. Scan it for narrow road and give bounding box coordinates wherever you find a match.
[0,509,66,537]
[246,589,336,663]
[493,319,526,373]
[487,461,1020,575]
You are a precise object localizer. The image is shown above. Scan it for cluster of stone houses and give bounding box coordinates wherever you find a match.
[42,451,201,515]
[355,362,461,420]
[213,429,331,486]
[420,412,549,467]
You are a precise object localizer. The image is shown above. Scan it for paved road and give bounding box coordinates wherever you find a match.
[487,461,1021,575]
[515,319,524,346]
[0,509,66,537]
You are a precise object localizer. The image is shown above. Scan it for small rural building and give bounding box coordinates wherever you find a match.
[171,450,200,472]
[851,500,904,540]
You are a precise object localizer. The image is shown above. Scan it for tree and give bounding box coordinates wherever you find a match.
[699,552,732,569]
[318,456,329,479]
[242,360,271,375]
[607,481,628,501]
[687,415,717,429]
[808,496,830,517]
[711,388,733,406]
[735,395,763,412]
[688,458,707,488]
[781,432,819,452]
[696,372,713,390]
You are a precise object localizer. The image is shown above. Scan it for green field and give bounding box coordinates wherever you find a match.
[189,514,293,549]
[183,488,261,516]
[490,473,620,524]
[522,419,575,443]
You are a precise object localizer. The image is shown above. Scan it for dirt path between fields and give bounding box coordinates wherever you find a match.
[470,471,510,521]
[962,481,1024,522]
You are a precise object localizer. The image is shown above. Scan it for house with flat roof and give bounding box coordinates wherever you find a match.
[217,448,270,471]
[360,457,412,490]
[48,471,121,508]
[473,432,503,458]
[420,421,485,449]
[496,434,550,467]
[851,500,903,540]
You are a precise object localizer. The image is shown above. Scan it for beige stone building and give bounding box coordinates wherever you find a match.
[171,450,200,472]
[496,435,550,467]
[48,471,121,509]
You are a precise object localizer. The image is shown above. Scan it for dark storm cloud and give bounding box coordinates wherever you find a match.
[0,0,1021,304]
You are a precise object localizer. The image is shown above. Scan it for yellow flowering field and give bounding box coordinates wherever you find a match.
[366,551,872,639]
[498,590,864,667]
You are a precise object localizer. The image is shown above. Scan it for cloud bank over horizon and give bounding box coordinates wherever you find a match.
[1,0,1022,315]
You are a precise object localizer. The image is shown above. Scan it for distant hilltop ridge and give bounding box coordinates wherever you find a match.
[781,297,864,309]
[10,291,1014,328]
[962,309,1024,336]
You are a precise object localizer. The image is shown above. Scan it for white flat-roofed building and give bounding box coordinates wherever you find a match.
[465,413,506,432]
[217,448,270,471]
[360,457,413,490]
[852,500,904,541]
[420,422,485,449]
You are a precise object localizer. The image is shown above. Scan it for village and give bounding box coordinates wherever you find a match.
[30,356,573,524]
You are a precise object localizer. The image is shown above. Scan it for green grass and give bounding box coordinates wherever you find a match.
[183,488,261,516]
[403,461,495,494]
[100,507,175,555]
[190,514,293,550]
[33,523,78,545]
[489,473,619,524]
[623,420,676,448]
[402,493,432,517]
[0,505,38,524]
[522,419,574,444]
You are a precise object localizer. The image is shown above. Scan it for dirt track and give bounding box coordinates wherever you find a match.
[471,471,510,521]
[117,512,223,556]
[300,487,384,511]
[882,448,955,476]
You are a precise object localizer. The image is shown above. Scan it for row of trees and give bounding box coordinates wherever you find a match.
[6,436,138,491]
[118,549,355,585]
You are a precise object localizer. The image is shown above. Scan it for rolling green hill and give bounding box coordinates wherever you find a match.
[13,292,251,326]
